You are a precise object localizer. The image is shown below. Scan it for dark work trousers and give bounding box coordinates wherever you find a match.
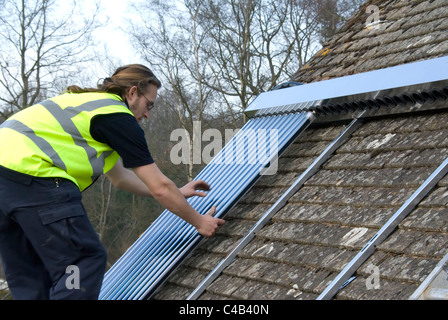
[0,167,107,300]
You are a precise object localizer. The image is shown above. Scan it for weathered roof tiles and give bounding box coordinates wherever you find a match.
[153,109,448,300]
[293,0,448,83]
[152,0,448,300]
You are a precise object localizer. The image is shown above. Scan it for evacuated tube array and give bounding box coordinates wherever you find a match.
[99,111,313,300]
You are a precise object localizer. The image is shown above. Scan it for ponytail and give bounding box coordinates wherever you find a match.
[66,64,162,100]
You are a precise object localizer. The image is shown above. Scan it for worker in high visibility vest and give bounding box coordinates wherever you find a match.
[0,64,224,300]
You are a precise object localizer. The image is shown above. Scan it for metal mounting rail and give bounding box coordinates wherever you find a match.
[317,155,448,300]
[186,111,366,300]
[409,252,448,300]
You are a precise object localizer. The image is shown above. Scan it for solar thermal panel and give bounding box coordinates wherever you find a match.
[99,111,314,300]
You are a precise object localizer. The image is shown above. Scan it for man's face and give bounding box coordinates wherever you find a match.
[126,84,158,122]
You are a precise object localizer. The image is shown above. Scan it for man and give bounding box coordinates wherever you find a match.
[0,64,224,300]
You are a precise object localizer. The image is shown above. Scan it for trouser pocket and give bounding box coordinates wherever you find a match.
[38,203,87,251]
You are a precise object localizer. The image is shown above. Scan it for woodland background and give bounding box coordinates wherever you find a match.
[0,0,365,272]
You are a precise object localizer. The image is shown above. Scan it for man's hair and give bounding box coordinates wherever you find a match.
[66,64,162,100]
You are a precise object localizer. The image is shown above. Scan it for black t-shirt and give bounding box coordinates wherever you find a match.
[90,113,154,168]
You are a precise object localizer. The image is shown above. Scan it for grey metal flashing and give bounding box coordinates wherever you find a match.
[250,80,448,119]
[246,56,448,120]
[317,155,448,300]
[186,110,367,300]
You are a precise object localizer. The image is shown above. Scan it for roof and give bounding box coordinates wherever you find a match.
[151,0,448,300]
[293,0,448,83]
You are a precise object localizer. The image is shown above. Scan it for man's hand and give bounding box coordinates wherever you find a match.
[128,164,224,238]
[195,206,225,238]
[181,182,224,237]
[180,180,211,198]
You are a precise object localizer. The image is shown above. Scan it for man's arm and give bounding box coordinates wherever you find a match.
[106,159,152,197]
[106,160,224,237]
[106,160,216,198]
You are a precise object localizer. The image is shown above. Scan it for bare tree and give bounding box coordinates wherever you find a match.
[127,0,325,179]
[130,0,218,181]
[97,175,114,242]
[184,0,363,114]
[196,0,322,113]
[312,0,365,43]
[128,0,364,181]
[0,0,100,119]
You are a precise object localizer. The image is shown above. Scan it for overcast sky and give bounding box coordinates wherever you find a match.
[86,0,145,65]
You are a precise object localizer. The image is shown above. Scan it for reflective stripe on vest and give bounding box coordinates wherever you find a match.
[1,119,67,171]
[39,99,118,180]
[0,93,134,190]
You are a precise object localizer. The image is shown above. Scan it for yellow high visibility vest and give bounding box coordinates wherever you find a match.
[0,92,134,191]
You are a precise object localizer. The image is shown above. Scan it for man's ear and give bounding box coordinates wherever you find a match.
[125,86,138,102]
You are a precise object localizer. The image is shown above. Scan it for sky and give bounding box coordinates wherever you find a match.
[96,0,139,62]
[83,0,145,66]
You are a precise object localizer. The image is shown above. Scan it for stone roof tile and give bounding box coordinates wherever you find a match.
[153,0,448,301]
[402,207,448,232]
[293,0,448,83]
